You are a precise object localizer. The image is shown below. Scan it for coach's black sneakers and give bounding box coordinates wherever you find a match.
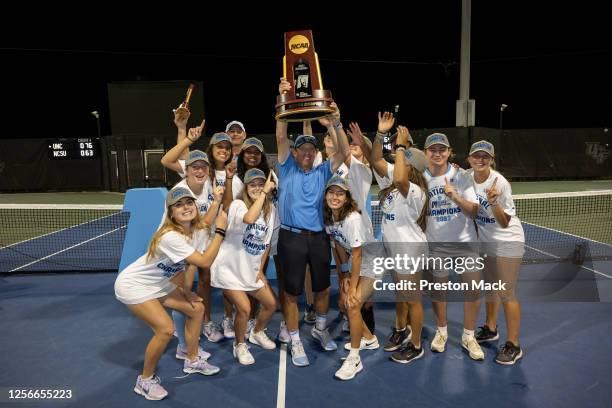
[476,325,499,343]
[303,304,316,324]
[390,342,424,364]
[495,341,523,365]
[383,327,410,352]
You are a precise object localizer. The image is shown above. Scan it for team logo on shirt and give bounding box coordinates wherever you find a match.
[428,186,460,222]
[157,261,185,278]
[243,223,269,255]
[382,192,396,221]
[328,226,351,254]
[199,203,209,213]
[475,193,496,225]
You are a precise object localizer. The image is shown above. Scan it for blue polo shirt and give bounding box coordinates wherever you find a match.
[277,154,333,232]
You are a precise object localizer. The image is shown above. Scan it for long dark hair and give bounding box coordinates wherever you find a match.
[206,142,232,185]
[379,166,429,233]
[237,149,271,181]
[323,188,361,226]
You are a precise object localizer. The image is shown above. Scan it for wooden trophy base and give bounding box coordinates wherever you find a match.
[275,90,334,122]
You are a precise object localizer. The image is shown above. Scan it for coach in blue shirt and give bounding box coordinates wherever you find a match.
[275,78,347,366]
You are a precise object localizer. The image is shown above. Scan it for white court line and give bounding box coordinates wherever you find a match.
[522,221,612,249]
[9,226,126,272]
[1,212,123,250]
[525,244,612,279]
[276,343,287,408]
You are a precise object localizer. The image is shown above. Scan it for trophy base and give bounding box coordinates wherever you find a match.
[275,90,333,122]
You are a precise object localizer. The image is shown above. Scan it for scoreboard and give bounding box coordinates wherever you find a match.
[48,138,99,159]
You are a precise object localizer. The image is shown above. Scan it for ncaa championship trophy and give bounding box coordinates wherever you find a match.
[175,83,195,120]
[275,30,334,121]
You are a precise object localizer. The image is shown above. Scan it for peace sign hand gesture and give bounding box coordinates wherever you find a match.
[486,177,499,206]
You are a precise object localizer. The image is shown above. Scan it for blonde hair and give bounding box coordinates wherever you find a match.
[241,185,272,223]
[146,203,209,260]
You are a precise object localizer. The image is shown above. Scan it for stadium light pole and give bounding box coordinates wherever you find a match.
[91,111,110,191]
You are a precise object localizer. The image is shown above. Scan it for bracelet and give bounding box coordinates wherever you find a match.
[215,228,226,238]
[395,144,407,151]
[186,135,195,142]
[226,176,233,180]
[340,263,350,273]
[334,122,343,130]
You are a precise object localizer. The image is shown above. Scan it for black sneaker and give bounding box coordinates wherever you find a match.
[495,341,523,365]
[383,327,409,352]
[476,325,499,343]
[303,304,316,324]
[361,305,375,333]
[390,342,424,364]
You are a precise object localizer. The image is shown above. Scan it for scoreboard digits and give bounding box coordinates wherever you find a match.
[48,138,99,159]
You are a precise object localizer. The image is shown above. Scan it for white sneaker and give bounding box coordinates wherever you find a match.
[289,339,310,367]
[202,321,224,343]
[183,357,221,376]
[222,317,235,339]
[343,335,380,351]
[431,329,448,353]
[311,327,338,351]
[249,329,277,350]
[334,355,363,381]
[233,342,255,365]
[245,319,256,340]
[277,320,290,344]
[462,336,485,360]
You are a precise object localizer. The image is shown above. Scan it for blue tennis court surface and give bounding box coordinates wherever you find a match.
[2,272,612,407]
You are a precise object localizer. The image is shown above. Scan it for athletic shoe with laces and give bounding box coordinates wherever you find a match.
[390,342,424,364]
[233,342,255,365]
[249,329,277,350]
[462,336,485,360]
[303,304,316,324]
[476,325,499,343]
[183,356,221,375]
[222,317,236,339]
[430,329,448,353]
[312,327,338,351]
[495,341,523,365]
[175,344,211,360]
[202,321,224,343]
[277,320,290,344]
[384,327,410,352]
[134,374,168,401]
[289,339,310,367]
[245,319,256,340]
[334,355,363,380]
[343,335,380,351]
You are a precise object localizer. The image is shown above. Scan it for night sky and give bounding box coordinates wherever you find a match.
[2,4,610,140]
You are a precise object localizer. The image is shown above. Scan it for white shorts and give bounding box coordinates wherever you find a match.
[114,278,177,305]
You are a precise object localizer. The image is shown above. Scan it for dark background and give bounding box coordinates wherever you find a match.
[1,3,611,140]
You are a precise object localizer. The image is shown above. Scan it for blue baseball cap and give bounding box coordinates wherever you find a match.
[294,134,318,149]
[241,137,265,152]
[403,147,428,173]
[326,175,349,191]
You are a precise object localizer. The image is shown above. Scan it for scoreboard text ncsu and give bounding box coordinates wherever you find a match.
[48,138,99,160]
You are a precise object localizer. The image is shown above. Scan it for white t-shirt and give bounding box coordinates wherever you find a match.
[211,200,276,291]
[231,170,279,200]
[175,178,213,214]
[471,169,525,243]
[424,164,477,243]
[114,229,209,304]
[325,211,374,256]
[379,163,428,244]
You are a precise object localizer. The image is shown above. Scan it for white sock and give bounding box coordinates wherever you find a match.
[437,326,448,336]
[406,324,412,332]
[349,347,360,358]
[463,328,475,340]
[289,329,301,343]
[315,314,327,331]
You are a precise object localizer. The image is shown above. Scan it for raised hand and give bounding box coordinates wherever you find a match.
[486,177,499,205]
[216,208,228,230]
[279,77,292,95]
[212,186,224,203]
[225,159,237,178]
[444,177,458,200]
[263,171,276,194]
[377,111,395,134]
[347,122,365,147]
[187,119,206,142]
[396,126,410,146]
[173,106,191,129]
